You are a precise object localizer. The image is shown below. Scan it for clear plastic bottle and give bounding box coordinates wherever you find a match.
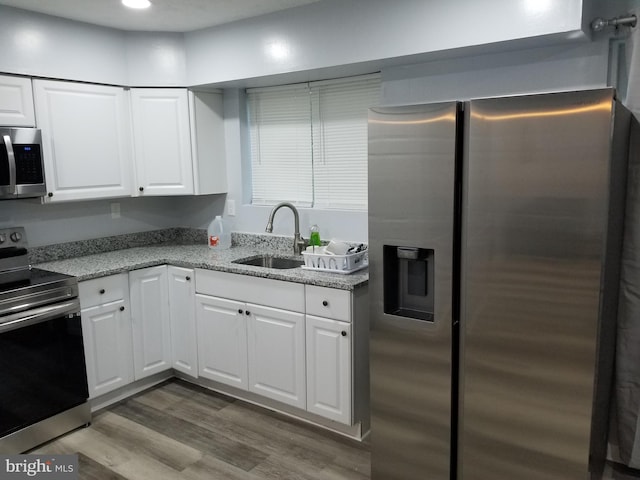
[208,215,231,250]
[309,224,321,251]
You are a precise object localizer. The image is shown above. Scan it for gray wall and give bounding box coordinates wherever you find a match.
[0,195,225,247]
[185,0,588,86]
[0,0,633,246]
[225,39,614,243]
[0,1,590,86]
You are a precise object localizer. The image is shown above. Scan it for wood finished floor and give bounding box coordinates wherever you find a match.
[33,379,371,480]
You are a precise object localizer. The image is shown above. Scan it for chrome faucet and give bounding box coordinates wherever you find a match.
[265,202,307,255]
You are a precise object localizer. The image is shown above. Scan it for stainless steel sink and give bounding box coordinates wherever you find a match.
[232,254,304,269]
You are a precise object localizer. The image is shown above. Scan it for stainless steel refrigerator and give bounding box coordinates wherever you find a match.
[368,88,632,480]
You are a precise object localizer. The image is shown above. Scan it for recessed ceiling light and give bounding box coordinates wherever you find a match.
[122,0,151,9]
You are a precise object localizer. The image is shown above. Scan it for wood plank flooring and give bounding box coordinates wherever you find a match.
[32,379,370,480]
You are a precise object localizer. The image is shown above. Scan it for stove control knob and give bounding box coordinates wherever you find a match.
[10,232,22,243]
[0,234,5,244]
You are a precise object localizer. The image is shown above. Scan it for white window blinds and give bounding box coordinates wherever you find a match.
[248,84,313,206]
[310,76,379,210]
[247,74,380,210]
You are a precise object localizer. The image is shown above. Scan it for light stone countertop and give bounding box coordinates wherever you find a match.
[35,244,368,291]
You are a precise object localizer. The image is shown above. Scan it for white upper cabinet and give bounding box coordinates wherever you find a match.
[0,75,35,127]
[33,79,133,202]
[29,80,226,202]
[130,88,194,196]
[189,91,227,195]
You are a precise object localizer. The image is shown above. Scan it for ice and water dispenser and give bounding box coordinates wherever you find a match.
[383,246,434,321]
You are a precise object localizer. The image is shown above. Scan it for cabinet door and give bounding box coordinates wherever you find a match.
[33,79,132,202]
[81,299,133,398]
[130,88,194,196]
[168,266,197,378]
[306,315,352,424]
[188,91,227,195]
[0,75,35,126]
[247,303,306,409]
[196,294,248,389]
[129,266,172,380]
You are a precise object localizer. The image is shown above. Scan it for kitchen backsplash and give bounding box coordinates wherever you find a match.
[28,228,206,264]
[28,229,322,264]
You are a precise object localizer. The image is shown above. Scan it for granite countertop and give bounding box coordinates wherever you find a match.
[36,243,369,291]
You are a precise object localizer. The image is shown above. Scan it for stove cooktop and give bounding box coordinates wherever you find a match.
[0,227,79,316]
[0,268,75,291]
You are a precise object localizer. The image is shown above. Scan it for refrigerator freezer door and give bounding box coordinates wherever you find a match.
[369,102,460,480]
[460,89,622,480]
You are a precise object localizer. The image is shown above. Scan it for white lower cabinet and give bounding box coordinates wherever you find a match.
[193,269,365,425]
[168,266,198,378]
[80,265,366,431]
[247,303,306,409]
[129,266,172,380]
[195,292,306,410]
[81,265,199,399]
[195,270,307,409]
[306,315,352,424]
[195,294,248,389]
[79,274,133,399]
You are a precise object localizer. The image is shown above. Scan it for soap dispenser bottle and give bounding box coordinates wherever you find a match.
[309,224,321,252]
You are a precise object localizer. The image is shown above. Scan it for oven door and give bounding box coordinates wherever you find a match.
[0,298,89,439]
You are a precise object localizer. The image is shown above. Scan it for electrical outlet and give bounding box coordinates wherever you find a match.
[227,199,236,216]
[111,202,121,219]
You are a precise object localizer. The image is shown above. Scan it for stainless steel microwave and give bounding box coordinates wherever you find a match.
[0,128,46,200]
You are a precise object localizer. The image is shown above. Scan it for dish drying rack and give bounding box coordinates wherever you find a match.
[301,249,368,274]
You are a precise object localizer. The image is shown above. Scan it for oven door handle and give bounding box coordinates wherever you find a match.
[0,298,80,334]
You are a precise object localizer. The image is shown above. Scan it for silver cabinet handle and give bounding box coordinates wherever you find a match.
[3,135,16,195]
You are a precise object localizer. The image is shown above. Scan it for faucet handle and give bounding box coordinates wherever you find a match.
[293,233,307,255]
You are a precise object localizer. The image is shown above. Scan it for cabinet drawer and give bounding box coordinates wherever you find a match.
[305,285,351,322]
[196,269,305,313]
[79,273,129,309]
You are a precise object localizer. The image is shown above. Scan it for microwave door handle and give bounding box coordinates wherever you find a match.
[3,135,16,195]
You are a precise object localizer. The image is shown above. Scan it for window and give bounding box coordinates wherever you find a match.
[247,74,380,210]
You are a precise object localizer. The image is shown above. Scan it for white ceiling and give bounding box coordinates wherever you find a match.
[0,0,323,32]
